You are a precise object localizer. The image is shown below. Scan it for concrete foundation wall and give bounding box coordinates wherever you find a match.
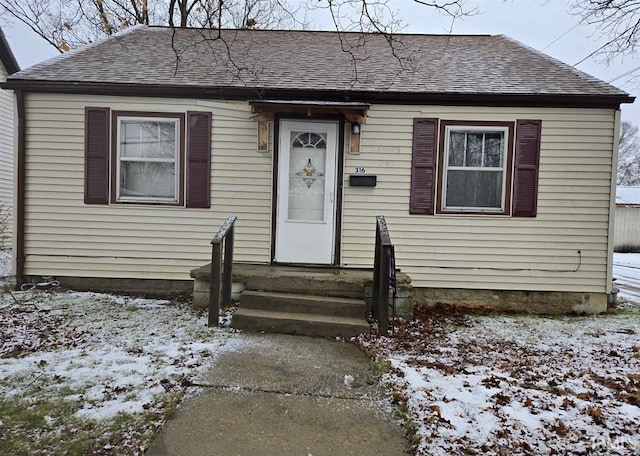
[53,276,192,298]
[414,287,608,314]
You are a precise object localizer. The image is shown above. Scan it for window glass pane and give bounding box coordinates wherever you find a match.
[484,133,504,167]
[448,132,465,166]
[120,162,176,199]
[121,120,176,159]
[465,133,483,167]
[446,170,502,208]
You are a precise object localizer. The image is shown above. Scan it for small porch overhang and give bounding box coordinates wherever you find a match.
[249,100,369,124]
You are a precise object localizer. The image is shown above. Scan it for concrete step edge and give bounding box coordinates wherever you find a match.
[241,290,365,305]
[232,307,370,326]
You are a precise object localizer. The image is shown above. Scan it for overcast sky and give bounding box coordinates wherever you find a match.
[1,0,638,124]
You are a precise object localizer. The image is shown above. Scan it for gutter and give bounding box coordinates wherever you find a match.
[15,89,25,286]
[0,80,635,110]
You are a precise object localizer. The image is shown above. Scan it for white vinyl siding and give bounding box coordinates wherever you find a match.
[0,63,13,249]
[342,105,616,294]
[22,95,616,296]
[23,93,271,279]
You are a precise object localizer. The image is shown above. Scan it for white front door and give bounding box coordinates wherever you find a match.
[275,120,339,264]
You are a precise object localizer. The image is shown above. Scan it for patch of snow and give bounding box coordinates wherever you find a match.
[0,249,13,278]
[359,311,640,455]
[613,253,640,304]
[0,286,245,451]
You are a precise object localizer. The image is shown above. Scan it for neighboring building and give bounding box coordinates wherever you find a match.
[0,27,19,251]
[615,186,640,252]
[1,26,634,313]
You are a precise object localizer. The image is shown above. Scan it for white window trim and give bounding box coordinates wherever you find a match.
[115,116,181,203]
[442,125,509,213]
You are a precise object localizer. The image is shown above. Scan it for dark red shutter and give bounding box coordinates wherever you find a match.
[84,107,110,204]
[410,118,438,215]
[186,111,212,208]
[513,119,542,217]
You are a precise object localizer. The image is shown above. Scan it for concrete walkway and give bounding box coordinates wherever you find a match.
[146,333,411,456]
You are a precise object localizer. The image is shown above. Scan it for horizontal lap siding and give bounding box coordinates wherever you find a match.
[342,105,615,293]
[0,64,13,248]
[24,94,271,279]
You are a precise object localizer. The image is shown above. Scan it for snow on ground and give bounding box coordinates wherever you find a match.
[613,253,640,304]
[0,250,12,279]
[0,287,241,454]
[358,309,640,455]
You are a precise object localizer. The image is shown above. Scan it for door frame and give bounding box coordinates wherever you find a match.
[271,114,345,265]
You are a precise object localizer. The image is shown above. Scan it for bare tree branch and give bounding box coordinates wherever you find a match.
[618,120,640,185]
[571,0,640,62]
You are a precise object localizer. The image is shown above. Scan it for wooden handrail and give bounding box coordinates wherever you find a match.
[209,215,237,326]
[372,215,395,334]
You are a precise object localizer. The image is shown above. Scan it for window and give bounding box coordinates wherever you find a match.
[116,116,182,203]
[441,124,512,213]
[84,108,212,208]
[410,118,540,217]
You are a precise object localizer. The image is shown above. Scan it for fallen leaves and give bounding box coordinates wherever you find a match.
[356,306,640,455]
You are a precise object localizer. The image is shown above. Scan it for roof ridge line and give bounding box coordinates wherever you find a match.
[145,25,494,37]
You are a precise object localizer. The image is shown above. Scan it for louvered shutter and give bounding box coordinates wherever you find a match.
[186,111,212,208]
[410,118,438,215]
[84,107,110,204]
[513,119,542,217]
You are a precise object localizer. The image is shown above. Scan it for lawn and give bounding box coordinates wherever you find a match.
[0,279,237,455]
[358,303,640,455]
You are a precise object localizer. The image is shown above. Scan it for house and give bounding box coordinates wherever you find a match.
[0,27,19,251]
[0,26,633,315]
[614,186,640,252]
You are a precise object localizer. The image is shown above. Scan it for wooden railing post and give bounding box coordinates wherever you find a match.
[208,215,237,327]
[372,215,394,335]
[378,245,389,334]
[209,242,222,326]
[371,226,381,319]
[221,223,234,310]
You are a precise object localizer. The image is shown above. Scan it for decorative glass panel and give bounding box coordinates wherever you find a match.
[120,162,176,198]
[446,170,502,208]
[288,131,327,221]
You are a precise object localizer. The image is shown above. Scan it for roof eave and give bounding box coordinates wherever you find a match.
[0,79,634,109]
[0,28,20,75]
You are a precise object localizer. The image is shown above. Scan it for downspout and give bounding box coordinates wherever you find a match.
[15,89,25,286]
[606,109,621,297]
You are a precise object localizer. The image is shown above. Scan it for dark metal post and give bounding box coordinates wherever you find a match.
[221,223,234,309]
[209,242,222,326]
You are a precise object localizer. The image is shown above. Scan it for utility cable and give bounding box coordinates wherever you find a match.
[541,22,581,51]
[607,64,640,83]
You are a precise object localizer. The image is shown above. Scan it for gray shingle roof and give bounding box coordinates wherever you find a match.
[4,26,632,101]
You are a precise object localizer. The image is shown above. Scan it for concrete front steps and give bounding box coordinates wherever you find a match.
[190,263,413,338]
[233,291,370,337]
